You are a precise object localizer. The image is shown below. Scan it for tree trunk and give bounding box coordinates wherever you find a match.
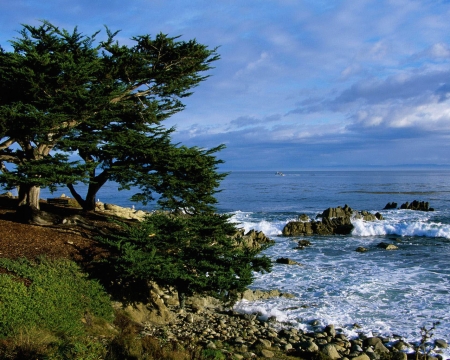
[66,170,109,212]
[178,291,186,309]
[18,184,41,210]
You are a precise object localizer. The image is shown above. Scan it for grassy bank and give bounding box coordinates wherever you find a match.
[0,257,234,360]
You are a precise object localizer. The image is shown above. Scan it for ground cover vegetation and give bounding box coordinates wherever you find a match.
[0,21,274,359]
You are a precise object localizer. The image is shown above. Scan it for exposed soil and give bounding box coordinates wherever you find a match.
[0,196,121,263]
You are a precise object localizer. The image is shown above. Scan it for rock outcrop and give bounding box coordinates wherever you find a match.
[97,202,148,221]
[383,200,434,211]
[383,202,397,209]
[232,228,275,249]
[283,205,381,236]
[400,200,434,211]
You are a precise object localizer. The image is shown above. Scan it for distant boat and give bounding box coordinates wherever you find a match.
[275,171,285,176]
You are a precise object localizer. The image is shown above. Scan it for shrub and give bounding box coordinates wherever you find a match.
[99,212,272,307]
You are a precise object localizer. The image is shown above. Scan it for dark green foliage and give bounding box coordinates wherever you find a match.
[100,212,272,305]
[130,144,227,214]
[0,257,113,338]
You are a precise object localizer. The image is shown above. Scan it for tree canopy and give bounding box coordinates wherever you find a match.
[0,21,220,211]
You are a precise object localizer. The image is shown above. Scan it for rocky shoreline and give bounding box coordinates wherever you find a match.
[132,293,449,360]
[115,282,449,360]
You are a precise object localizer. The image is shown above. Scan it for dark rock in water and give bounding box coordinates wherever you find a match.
[383,202,398,209]
[400,200,434,211]
[377,242,398,250]
[276,257,302,265]
[375,212,384,220]
[283,204,382,236]
[298,240,312,247]
[356,247,368,253]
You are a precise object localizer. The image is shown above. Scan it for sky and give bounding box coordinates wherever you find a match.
[1,0,450,170]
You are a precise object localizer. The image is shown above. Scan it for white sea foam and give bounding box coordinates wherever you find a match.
[351,217,450,238]
[229,211,287,236]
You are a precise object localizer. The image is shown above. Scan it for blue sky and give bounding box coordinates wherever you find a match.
[1,0,450,170]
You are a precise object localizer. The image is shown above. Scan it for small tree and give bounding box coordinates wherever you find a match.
[99,143,272,307]
[101,212,272,307]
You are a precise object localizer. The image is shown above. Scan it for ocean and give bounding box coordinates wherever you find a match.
[42,170,450,353]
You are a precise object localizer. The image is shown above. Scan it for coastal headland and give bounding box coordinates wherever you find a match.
[0,195,448,359]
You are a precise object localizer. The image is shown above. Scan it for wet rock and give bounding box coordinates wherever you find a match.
[400,200,434,211]
[356,247,368,252]
[373,341,390,354]
[239,289,295,301]
[276,257,302,265]
[364,337,382,347]
[298,239,312,247]
[232,228,275,249]
[283,205,382,236]
[377,242,399,250]
[325,324,336,337]
[383,202,398,209]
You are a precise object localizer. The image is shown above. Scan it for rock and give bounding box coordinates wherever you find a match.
[375,212,384,220]
[383,202,398,209]
[364,337,382,347]
[299,214,310,221]
[283,205,382,236]
[321,344,341,359]
[373,341,389,354]
[260,349,275,358]
[353,354,371,360]
[393,340,409,351]
[276,257,302,265]
[356,247,368,252]
[400,200,434,211]
[206,341,216,349]
[301,340,319,352]
[377,242,398,250]
[325,324,336,337]
[239,289,295,301]
[298,239,312,247]
[391,352,408,360]
[232,228,275,249]
[254,338,272,349]
[435,339,448,348]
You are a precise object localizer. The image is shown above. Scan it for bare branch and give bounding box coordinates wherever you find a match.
[0,138,16,151]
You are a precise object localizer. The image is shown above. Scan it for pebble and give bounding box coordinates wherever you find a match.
[138,304,447,359]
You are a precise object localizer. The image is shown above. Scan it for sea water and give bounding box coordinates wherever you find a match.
[41,170,450,354]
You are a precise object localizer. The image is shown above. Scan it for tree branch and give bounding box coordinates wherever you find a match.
[0,138,16,151]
